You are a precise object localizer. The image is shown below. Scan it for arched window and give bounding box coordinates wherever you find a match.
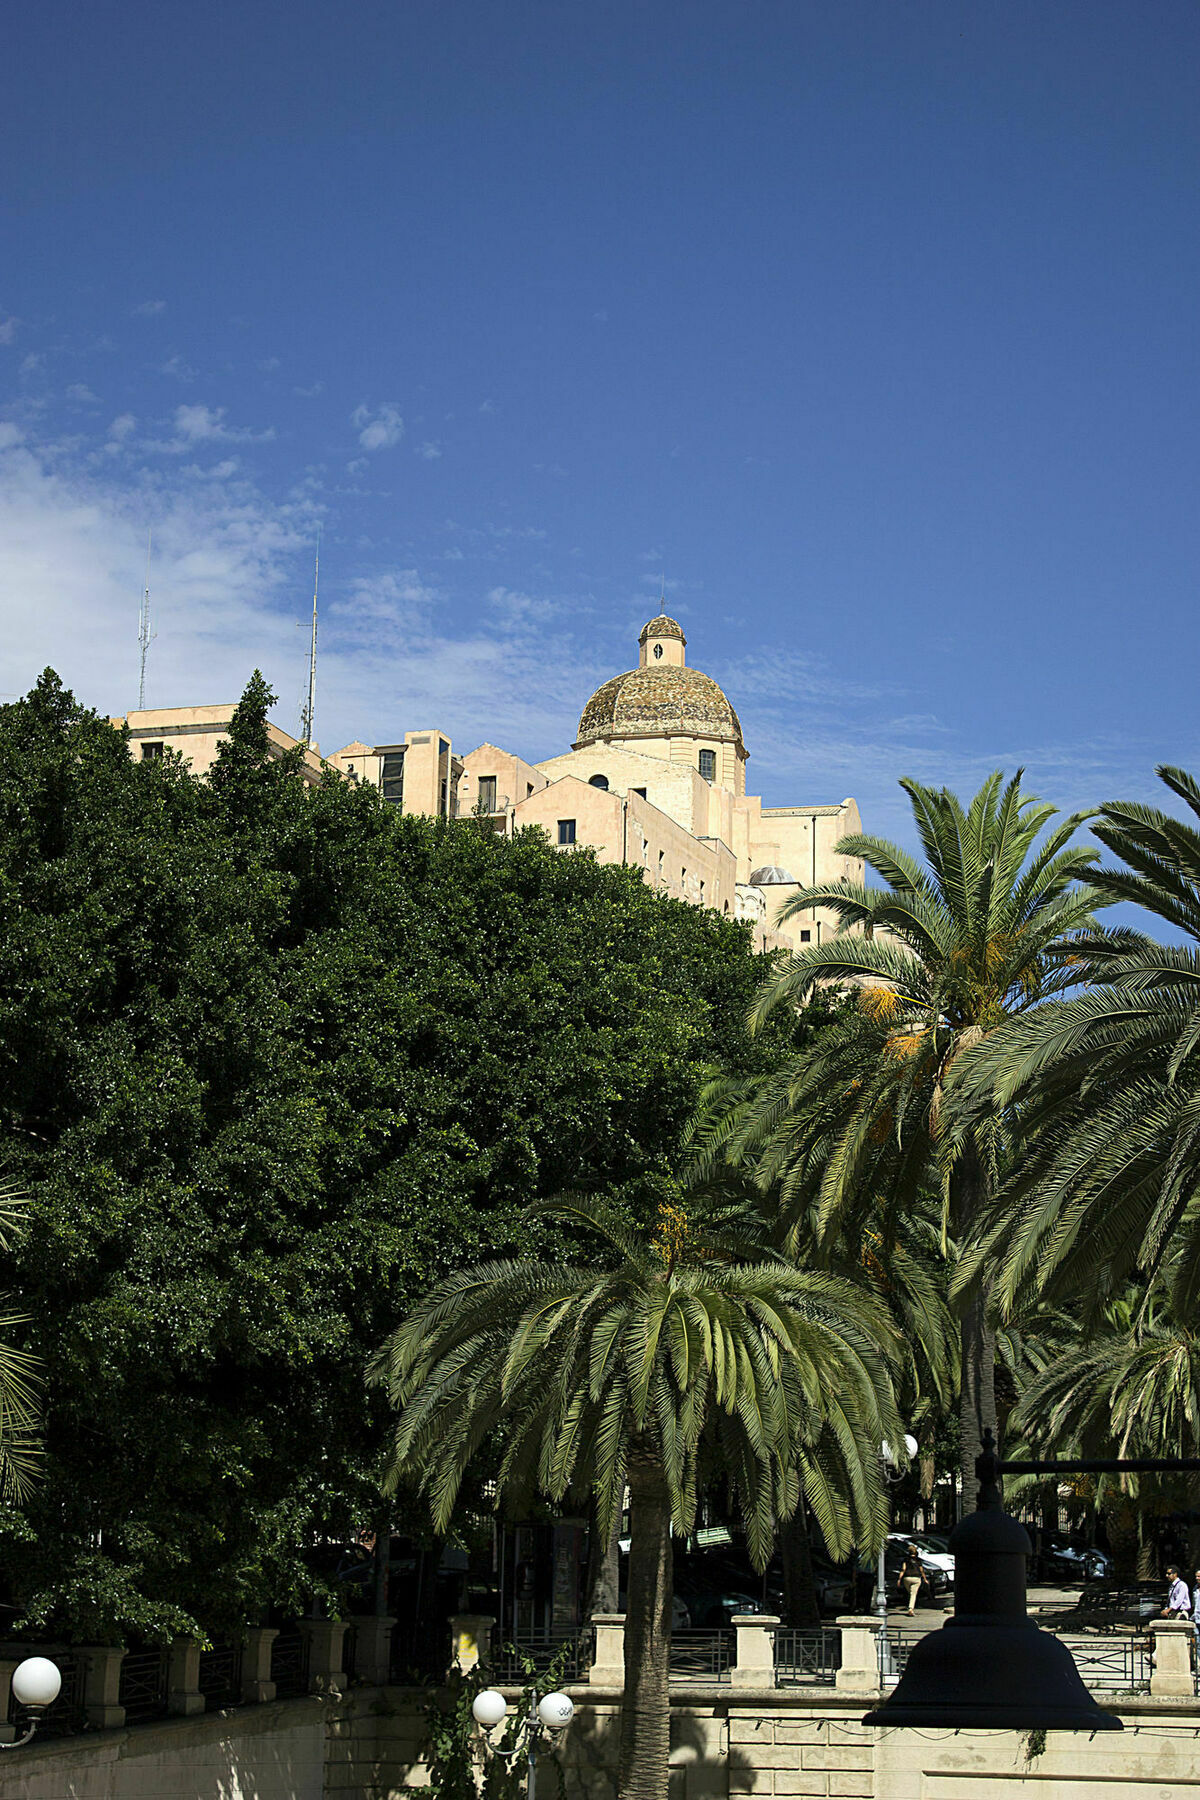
[653,644,663,659]
[589,773,609,790]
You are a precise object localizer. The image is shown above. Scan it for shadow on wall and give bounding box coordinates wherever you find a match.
[0,1709,328,1800]
[554,1703,722,1800]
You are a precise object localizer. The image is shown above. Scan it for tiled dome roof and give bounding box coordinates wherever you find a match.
[638,614,687,645]
[577,665,744,750]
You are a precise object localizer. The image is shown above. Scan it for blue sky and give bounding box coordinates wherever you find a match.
[2,0,1197,844]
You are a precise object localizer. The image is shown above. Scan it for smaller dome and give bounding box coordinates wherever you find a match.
[638,614,687,646]
[749,866,797,886]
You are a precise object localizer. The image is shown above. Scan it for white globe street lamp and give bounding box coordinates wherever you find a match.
[471,1687,509,1728]
[470,1680,575,1799]
[5,1656,61,1748]
[536,1691,574,1731]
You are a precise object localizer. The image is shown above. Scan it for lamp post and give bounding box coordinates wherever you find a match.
[472,1683,575,1800]
[861,1431,1200,1731]
[3,1657,61,1749]
[875,1433,917,1680]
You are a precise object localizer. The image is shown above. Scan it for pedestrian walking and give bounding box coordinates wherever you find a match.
[1161,1564,1190,1617]
[898,1546,927,1616]
[1191,1568,1200,1658]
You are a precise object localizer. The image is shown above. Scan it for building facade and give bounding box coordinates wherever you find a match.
[114,615,862,951]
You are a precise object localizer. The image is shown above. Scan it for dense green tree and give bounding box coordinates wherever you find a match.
[0,670,788,1641]
[688,774,1099,1501]
[371,1195,900,1800]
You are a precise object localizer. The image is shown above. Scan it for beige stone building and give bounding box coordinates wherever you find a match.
[114,615,863,951]
[451,615,862,951]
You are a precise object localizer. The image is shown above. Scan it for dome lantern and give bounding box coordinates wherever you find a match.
[638,614,687,669]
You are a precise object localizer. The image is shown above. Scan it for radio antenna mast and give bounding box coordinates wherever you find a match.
[137,529,155,709]
[299,532,320,747]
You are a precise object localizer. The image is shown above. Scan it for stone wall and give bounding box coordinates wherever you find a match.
[2,1685,1200,1800]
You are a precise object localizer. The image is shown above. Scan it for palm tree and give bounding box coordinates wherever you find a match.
[1006,1274,1200,1575]
[369,1196,901,1800]
[958,766,1200,1322]
[690,773,1099,1502]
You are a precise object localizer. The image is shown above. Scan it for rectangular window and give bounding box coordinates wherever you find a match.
[699,880,705,903]
[526,783,534,797]
[381,751,405,807]
[800,929,811,943]
[477,776,497,812]
[698,749,716,782]
[558,819,576,846]
[657,849,665,877]
[140,741,164,761]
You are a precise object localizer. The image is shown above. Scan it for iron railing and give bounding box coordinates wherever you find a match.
[1050,1632,1150,1693]
[270,1629,309,1699]
[773,1627,841,1686]
[669,1629,733,1683]
[878,1626,924,1681]
[486,1630,593,1687]
[118,1648,169,1724]
[197,1644,243,1711]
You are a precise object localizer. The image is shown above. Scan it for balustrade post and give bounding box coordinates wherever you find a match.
[448,1613,494,1675]
[300,1619,349,1695]
[0,1658,18,1743]
[834,1614,884,1694]
[589,1613,625,1686]
[241,1627,279,1704]
[168,1638,205,1716]
[351,1615,396,1687]
[731,1613,779,1688]
[81,1645,126,1729]
[1149,1619,1194,1697]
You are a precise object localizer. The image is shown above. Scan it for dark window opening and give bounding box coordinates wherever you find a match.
[558,819,576,846]
[589,773,609,790]
[478,776,498,812]
[140,741,164,761]
[526,783,534,796]
[381,751,405,807]
[800,930,811,943]
[653,644,663,659]
[633,786,647,798]
[699,749,716,782]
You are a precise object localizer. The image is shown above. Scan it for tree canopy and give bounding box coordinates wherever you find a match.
[0,669,788,1641]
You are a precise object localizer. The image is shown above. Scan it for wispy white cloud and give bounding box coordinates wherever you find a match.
[415,440,442,461]
[144,404,276,454]
[293,382,323,398]
[132,300,166,317]
[351,402,404,452]
[0,316,18,346]
[158,354,197,383]
[108,413,137,441]
[66,383,100,404]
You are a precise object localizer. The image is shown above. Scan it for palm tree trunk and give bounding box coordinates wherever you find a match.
[779,1502,821,1628]
[617,1450,673,1800]
[953,1136,997,1510]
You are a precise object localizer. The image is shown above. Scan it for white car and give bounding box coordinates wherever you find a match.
[888,1532,955,1585]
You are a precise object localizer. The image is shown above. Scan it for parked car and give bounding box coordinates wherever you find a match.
[1044,1540,1111,1582]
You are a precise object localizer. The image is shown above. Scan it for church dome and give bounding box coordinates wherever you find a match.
[576,617,745,753]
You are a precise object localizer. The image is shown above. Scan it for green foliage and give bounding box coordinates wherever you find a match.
[686,772,1100,1494]
[0,669,778,1641]
[960,766,1200,1322]
[423,1650,575,1800]
[372,1194,902,1565]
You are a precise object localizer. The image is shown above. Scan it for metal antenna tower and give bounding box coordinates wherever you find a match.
[299,533,320,747]
[137,529,155,709]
